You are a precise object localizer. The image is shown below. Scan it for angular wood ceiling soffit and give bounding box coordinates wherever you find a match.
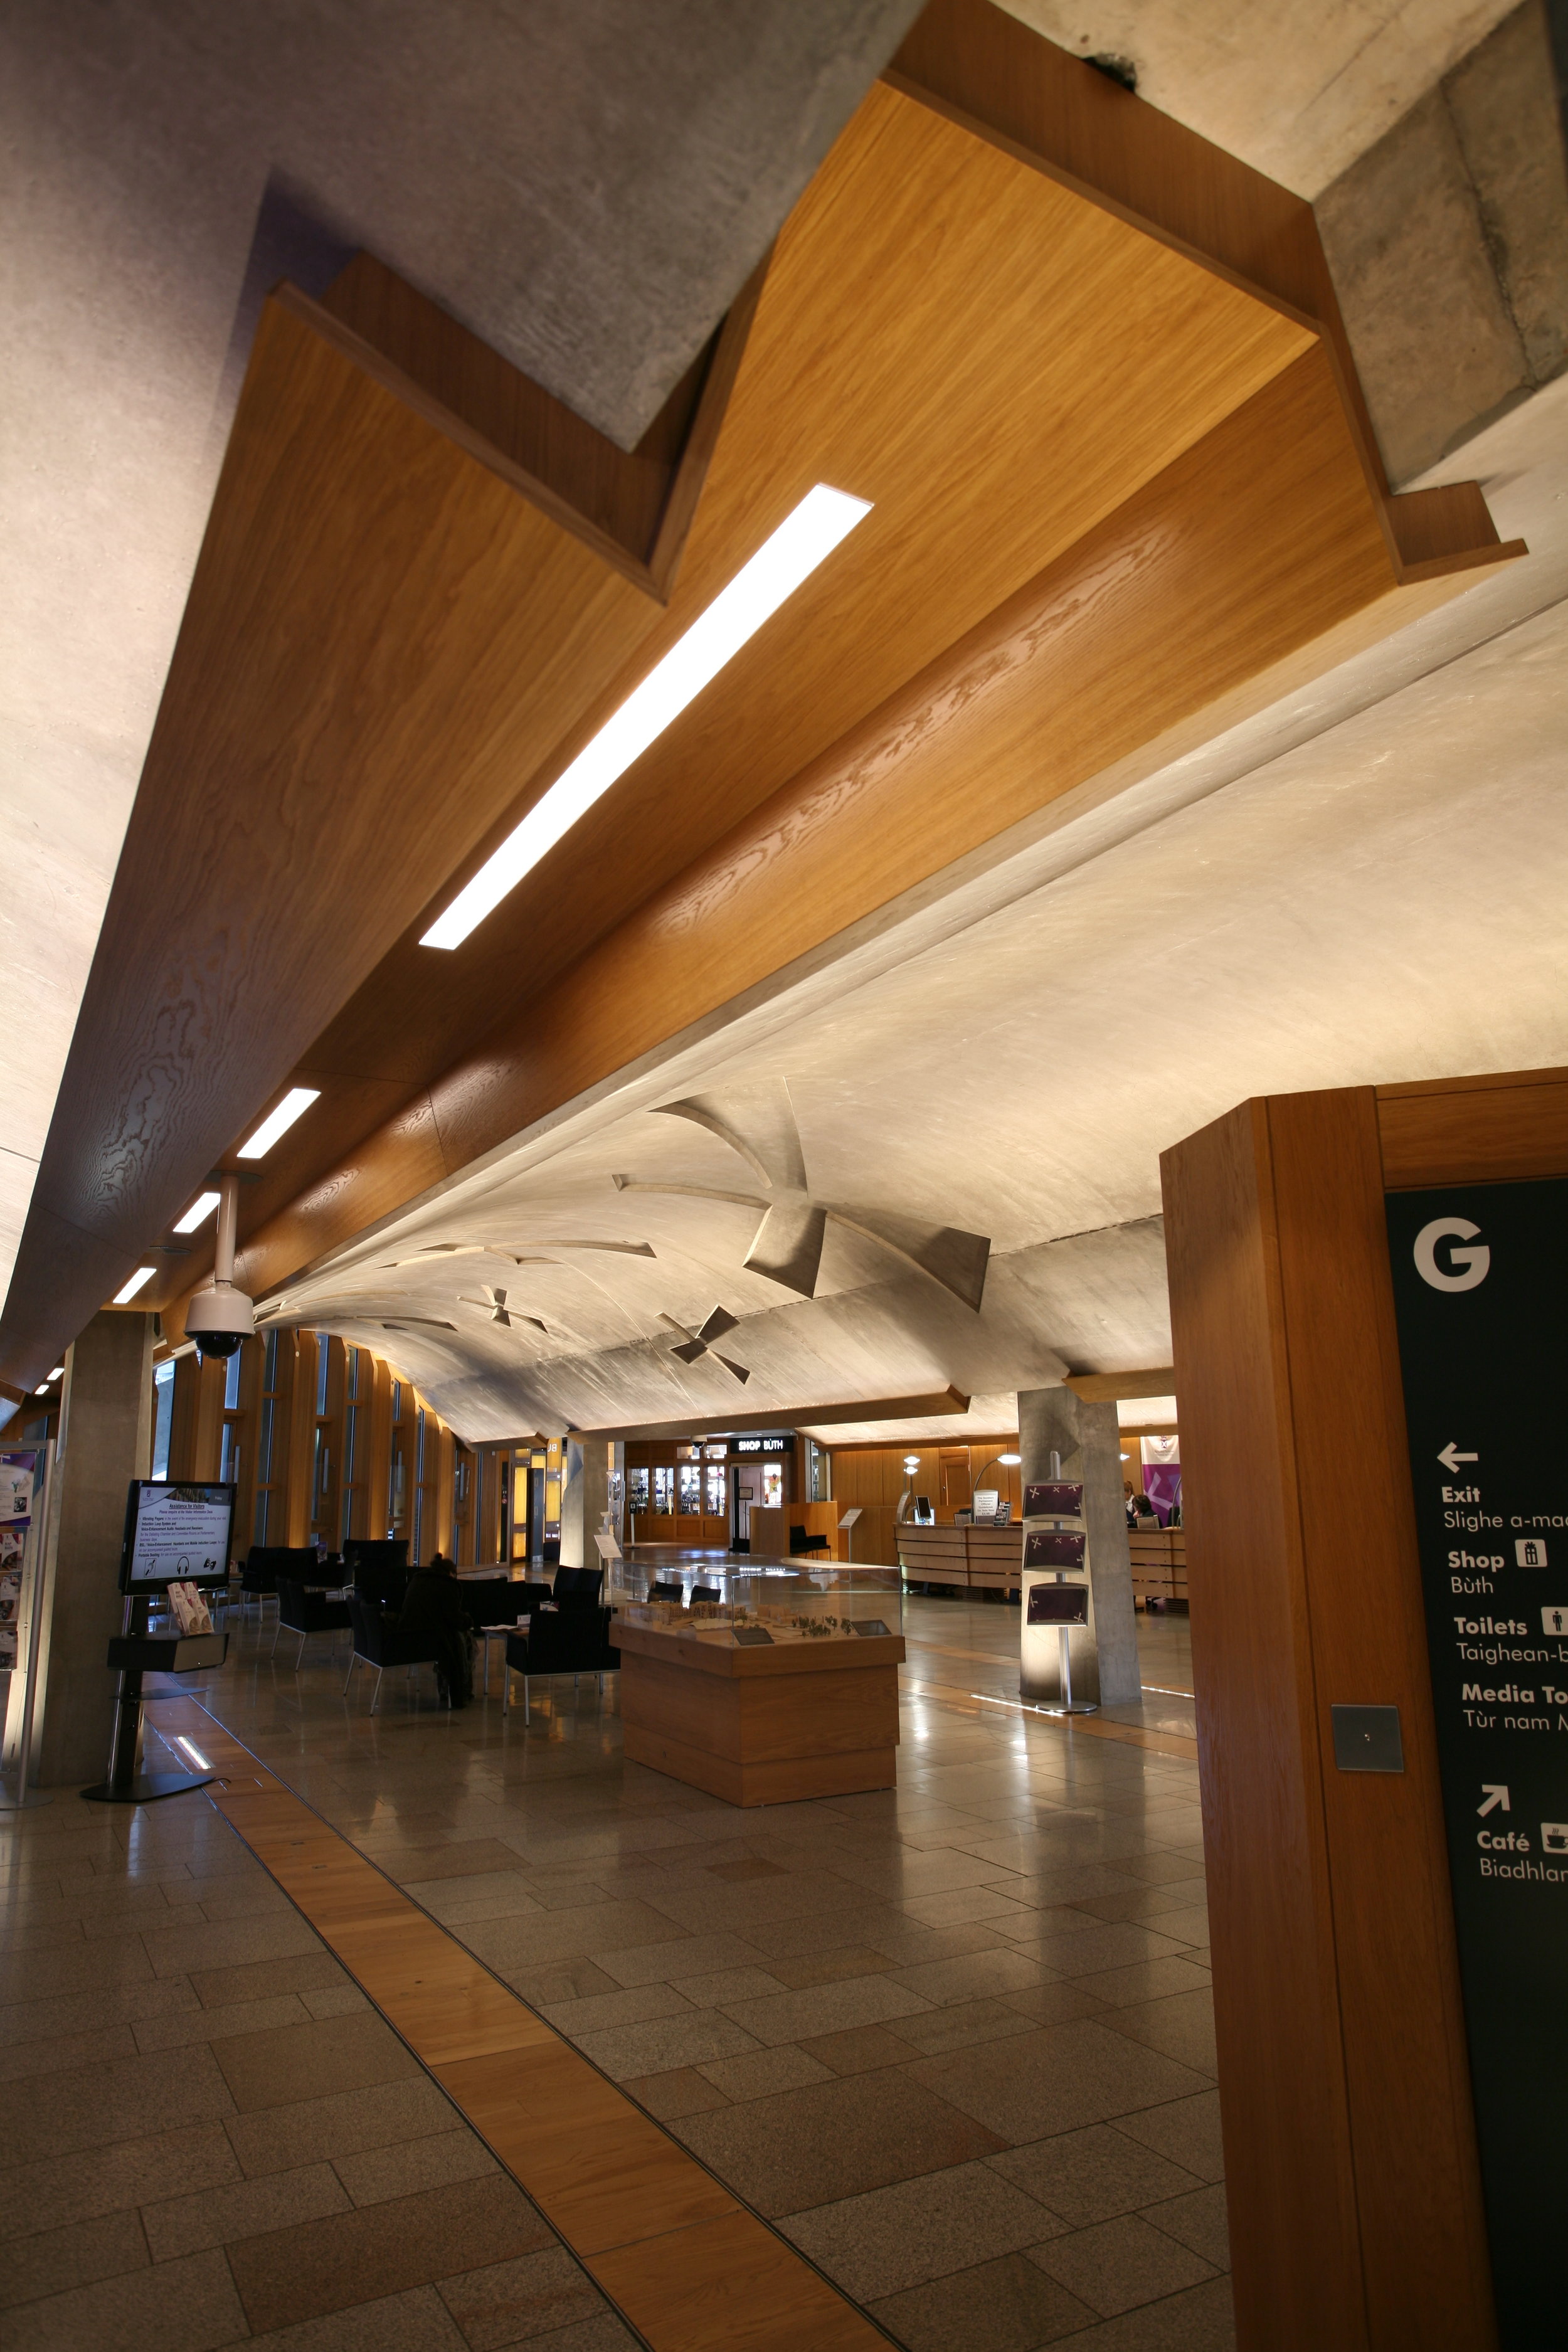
[0,0,1524,1395]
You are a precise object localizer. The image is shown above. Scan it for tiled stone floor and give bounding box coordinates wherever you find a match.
[1,1592,1227,2349]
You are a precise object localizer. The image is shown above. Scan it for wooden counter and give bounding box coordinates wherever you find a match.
[1129,1527,1187,1607]
[615,1617,904,1806]
[896,1521,1020,1594]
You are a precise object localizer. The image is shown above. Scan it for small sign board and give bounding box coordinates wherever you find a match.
[1024,1528,1086,1571]
[1024,1480,1083,1519]
[1027,1582,1089,1626]
[731,1624,774,1646]
[1386,1178,1568,2347]
[851,1618,891,1638]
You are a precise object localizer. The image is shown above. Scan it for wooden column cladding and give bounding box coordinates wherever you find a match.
[1155,1064,1568,2349]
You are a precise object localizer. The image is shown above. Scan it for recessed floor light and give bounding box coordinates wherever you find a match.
[421,483,872,950]
[238,1088,320,1160]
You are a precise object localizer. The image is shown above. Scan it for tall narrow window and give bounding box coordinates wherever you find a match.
[253,1328,280,1545]
[151,1361,174,1481]
[341,1346,361,1547]
[413,1407,426,1564]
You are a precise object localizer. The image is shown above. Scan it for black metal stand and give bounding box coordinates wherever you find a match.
[80,1597,222,1804]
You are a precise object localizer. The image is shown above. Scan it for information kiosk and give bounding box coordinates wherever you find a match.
[1162,1065,1568,2352]
[82,1480,235,1805]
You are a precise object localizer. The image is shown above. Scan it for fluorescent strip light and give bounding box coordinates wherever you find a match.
[34,1383,50,1395]
[48,1367,63,1379]
[238,1087,320,1160]
[114,1266,156,1303]
[173,1189,221,1234]
[421,482,873,950]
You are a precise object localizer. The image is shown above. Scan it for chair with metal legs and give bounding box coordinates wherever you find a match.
[344,1595,443,1713]
[273,1576,351,1670]
[502,1607,619,1723]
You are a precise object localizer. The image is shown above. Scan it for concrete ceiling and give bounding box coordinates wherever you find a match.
[7,0,1563,1451]
[0,0,921,1315]
[997,0,1520,195]
[253,371,1568,1443]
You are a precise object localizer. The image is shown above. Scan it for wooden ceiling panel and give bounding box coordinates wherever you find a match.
[295,78,1313,1104]
[1,0,1520,1391]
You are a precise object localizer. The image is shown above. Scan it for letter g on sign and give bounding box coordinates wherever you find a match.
[1414,1217,1491,1293]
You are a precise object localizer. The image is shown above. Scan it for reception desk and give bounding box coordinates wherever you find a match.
[616,1613,904,1805]
[1128,1527,1187,1608]
[896,1522,1020,1595]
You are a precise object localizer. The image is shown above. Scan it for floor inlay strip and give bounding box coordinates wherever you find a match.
[144,1695,891,2352]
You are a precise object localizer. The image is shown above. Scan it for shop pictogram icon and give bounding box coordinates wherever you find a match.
[1516,1539,1549,1568]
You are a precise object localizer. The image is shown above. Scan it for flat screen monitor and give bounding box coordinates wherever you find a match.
[1027,1581,1089,1625]
[120,1480,236,1593]
[913,1496,934,1523]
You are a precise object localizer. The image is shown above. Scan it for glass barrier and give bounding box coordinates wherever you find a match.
[607,1555,901,1643]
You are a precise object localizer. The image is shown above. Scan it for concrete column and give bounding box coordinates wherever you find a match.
[559,1439,614,1571]
[33,1310,154,1788]
[1019,1385,1141,1707]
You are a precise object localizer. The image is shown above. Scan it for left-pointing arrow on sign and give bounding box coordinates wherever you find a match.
[1438,1443,1480,1473]
[1478,1785,1510,1816]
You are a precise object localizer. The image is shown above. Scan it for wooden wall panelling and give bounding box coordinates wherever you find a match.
[1161,1089,1495,2348]
[1377,1065,1568,1190]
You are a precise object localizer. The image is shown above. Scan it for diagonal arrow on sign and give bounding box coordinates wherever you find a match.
[1478,1785,1510,1816]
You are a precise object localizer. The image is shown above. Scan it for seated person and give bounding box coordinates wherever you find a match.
[397,1552,476,1708]
[1130,1491,1161,1528]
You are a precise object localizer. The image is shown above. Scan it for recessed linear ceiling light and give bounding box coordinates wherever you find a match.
[238,1087,320,1160]
[420,483,873,951]
[114,1266,156,1303]
[48,1366,63,1379]
[173,1189,221,1234]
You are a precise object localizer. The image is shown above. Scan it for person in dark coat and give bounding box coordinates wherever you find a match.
[397,1553,475,1708]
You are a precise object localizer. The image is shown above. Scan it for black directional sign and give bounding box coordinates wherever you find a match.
[1385,1178,1568,2349]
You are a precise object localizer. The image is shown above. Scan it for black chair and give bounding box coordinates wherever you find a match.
[461,1576,546,1629]
[273,1576,352,1668]
[343,1594,443,1713]
[502,1606,619,1723]
[788,1524,830,1556]
[689,1582,722,1605]
[649,1578,684,1601]
[553,1564,603,1606]
[242,1545,318,1614]
[343,1537,410,1614]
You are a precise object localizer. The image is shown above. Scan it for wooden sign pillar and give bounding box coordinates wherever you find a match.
[1161,1067,1568,2352]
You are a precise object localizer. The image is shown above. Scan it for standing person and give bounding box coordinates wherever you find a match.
[398,1554,475,1708]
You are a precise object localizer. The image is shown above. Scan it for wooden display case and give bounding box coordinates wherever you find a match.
[616,1609,904,1806]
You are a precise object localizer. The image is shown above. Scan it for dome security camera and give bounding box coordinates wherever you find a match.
[184,1170,255,1360]
[184,1283,254,1360]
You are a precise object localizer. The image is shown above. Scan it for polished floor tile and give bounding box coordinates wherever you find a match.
[1,1591,1229,2349]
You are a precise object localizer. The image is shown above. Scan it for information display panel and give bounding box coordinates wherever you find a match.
[1386,1177,1568,2349]
[120,1481,236,1592]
